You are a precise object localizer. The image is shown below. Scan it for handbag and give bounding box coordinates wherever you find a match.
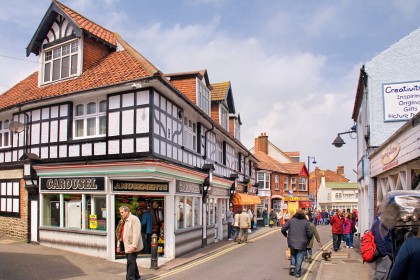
[285,247,291,260]
[352,226,357,234]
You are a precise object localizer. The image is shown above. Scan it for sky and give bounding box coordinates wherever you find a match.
[1,0,420,181]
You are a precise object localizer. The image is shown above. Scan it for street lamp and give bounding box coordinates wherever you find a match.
[307,156,317,199]
[201,163,214,248]
[332,124,357,148]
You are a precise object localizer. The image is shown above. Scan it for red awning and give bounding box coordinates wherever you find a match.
[299,201,314,208]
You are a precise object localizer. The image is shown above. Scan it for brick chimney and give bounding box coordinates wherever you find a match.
[337,166,344,177]
[255,133,269,154]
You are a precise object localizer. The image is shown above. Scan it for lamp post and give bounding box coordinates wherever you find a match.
[307,156,317,209]
[332,124,357,148]
[201,164,214,248]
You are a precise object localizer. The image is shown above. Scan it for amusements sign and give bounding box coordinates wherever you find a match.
[113,181,169,192]
[383,81,420,122]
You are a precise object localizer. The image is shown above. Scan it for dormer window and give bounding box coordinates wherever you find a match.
[197,80,210,115]
[220,106,228,131]
[43,41,79,84]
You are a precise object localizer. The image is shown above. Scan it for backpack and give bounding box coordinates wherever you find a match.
[361,230,377,263]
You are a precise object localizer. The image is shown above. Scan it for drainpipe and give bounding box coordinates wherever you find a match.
[202,123,215,159]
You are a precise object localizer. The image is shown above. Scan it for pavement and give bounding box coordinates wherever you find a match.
[0,226,375,279]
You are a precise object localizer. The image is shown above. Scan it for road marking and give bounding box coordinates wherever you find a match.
[302,240,333,280]
[148,229,280,280]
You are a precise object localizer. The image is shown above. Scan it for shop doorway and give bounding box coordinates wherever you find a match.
[115,195,165,258]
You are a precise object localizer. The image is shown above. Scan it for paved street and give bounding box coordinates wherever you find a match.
[0,225,373,280]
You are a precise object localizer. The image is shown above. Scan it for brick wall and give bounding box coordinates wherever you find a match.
[254,133,268,154]
[83,36,112,71]
[0,180,28,239]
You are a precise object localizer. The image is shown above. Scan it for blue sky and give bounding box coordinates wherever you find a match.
[1,0,420,181]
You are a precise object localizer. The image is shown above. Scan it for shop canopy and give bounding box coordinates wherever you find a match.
[232,193,262,205]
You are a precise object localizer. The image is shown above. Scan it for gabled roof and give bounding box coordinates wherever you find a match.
[254,151,290,173]
[282,162,307,176]
[210,81,236,113]
[211,82,230,101]
[27,0,117,56]
[0,46,157,110]
[315,169,350,182]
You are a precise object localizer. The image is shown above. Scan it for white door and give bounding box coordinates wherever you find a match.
[31,200,38,242]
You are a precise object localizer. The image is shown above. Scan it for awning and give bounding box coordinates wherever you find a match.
[299,201,314,208]
[232,193,261,205]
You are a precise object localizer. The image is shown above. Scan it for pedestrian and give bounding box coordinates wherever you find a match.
[269,209,276,228]
[226,206,234,240]
[321,210,328,225]
[232,210,241,241]
[237,208,251,244]
[248,208,254,230]
[371,213,393,280]
[276,210,282,227]
[388,231,420,280]
[116,206,143,280]
[305,215,322,263]
[317,211,322,226]
[343,212,352,248]
[330,208,344,252]
[284,212,290,225]
[281,209,313,278]
[262,208,268,226]
[138,206,153,254]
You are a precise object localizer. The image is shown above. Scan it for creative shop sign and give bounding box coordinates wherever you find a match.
[382,81,420,122]
[113,181,169,192]
[40,177,105,191]
[381,142,400,165]
[176,180,202,194]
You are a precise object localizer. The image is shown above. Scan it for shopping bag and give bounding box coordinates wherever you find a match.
[285,247,291,260]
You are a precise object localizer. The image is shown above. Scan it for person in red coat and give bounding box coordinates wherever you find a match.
[330,209,344,252]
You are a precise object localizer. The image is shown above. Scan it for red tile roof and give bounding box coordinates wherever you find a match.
[254,151,289,173]
[0,50,155,110]
[54,0,116,47]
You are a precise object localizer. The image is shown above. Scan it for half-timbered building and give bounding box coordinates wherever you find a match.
[0,0,258,262]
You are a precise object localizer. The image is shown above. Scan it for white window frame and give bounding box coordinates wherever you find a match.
[298,177,307,191]
[183,117,197,151]
[234,118,240,140]
[216,140,223,163]
[274,175,279,190]
[197,80,210,115]
[0,181,20,217]
[284,177,289,190]
[257,172,270,190]
[0,119,11,148]
[220,106,229,131]
[42,40,80,84]
[74,100,107,139]
[291,177,297,190]
[335,192,342,200]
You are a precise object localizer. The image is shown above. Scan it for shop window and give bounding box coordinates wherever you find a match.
[42,193,106,231]
[175,196,201,230]
[0,181,20,217]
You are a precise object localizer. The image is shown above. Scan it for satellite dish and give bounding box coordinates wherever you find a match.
[8,121,25,134]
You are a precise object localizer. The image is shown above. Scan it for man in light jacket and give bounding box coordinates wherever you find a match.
[116,206,143,280]
[237,208,251,244]
[281,209,313,278]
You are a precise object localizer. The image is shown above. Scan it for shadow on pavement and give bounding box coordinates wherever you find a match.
[0,252,86,280]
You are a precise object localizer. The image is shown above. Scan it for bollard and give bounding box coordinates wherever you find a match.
[150,233,158,270]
